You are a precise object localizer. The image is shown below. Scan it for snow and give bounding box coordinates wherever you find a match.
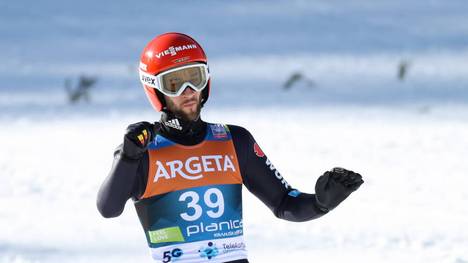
[1,0,468,262]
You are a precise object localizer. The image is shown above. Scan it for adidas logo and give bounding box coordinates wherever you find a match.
[165,119,183,130]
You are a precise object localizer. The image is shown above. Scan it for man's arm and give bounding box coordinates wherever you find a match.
[228,125,363,222]
[96,146,147,218]
[96,122,154,218]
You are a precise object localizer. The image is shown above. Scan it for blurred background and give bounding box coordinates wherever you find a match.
[1,0,468,262]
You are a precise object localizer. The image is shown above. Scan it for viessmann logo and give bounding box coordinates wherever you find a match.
[153,155,236,182]
[155,44,198,59]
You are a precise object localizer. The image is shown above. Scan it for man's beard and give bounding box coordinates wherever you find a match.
[166,97,202,122]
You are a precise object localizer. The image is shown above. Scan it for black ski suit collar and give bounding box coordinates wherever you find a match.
[159,111,207,146]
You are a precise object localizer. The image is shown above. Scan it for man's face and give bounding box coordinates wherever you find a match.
[164,87,202,121]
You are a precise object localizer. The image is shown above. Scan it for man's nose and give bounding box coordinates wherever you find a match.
[181,86,196,95]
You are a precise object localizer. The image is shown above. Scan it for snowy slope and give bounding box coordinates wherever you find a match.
[1,0,468,262]
[2,107,468,263]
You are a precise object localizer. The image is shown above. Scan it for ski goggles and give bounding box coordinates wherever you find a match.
[139,63,210,97]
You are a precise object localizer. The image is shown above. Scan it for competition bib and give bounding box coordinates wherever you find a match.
[135,124,247,263]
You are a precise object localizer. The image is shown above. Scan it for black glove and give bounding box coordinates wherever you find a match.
[122,121,155,160]
[315,167,364,212]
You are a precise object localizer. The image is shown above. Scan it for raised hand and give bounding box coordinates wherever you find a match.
[122,121,155,160]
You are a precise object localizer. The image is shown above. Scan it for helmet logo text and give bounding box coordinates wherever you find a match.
[141,74,156,85]
[155,44,198,59]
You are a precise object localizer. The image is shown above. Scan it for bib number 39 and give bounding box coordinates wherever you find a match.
[179,188,224,221]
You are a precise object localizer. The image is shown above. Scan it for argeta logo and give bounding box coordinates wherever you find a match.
[162,248,183,263]
[154,155,236,182]
[198,242,219,260]
[165,119,182,130]
[253,143,265,157]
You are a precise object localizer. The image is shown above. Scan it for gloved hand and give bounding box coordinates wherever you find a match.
[315,167,364,212]
[122,121,155,160]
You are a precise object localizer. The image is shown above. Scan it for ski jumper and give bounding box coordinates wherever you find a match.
[97,114,328,263]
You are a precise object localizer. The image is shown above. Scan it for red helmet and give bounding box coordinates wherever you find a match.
[139,32,211,111]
